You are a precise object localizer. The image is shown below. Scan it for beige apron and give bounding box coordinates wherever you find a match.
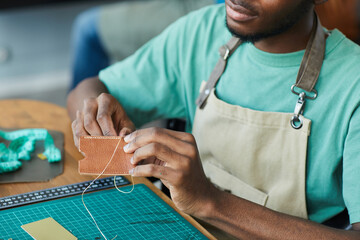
[192,15,326,239]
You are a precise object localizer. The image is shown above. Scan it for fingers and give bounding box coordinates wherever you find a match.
[129,142,187,167]
[137,157,166,167]
[119,127,134,138]
[79,93,133,137]
[82,95,118,136]
[72,93,136,155]
[95,93,118,136]
[124,128,197,157]
[118,120,136,135]
[125,127,195,144]
[130,164,178,182]
[71,111,90,148]
[82,98,102,136]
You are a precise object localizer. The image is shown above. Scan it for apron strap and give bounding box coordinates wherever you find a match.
[294,15,326,93]
[195,37,242,109]
[196,13,326,109]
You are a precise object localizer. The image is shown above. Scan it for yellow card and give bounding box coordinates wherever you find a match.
[21,217,77,240]
[37,153,47,160]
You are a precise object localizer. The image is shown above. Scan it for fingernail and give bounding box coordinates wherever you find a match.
[129,168,134,175]
[130,156,134,164]
[123,144,130,152]
[124,134,131,143]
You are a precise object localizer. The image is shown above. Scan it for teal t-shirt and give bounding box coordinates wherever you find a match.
[100,5,360,224]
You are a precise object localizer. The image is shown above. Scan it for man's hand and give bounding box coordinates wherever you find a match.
[71,93,135,148]
[122,129,360,240]
[123,127,218,217]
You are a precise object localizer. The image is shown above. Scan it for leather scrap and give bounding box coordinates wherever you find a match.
[78,136,133,175]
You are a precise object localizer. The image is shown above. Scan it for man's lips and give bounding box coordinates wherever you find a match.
[225,0,258,22]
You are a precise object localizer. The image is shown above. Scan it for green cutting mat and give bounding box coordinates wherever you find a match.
[0,184,208,240]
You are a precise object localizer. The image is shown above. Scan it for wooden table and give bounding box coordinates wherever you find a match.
[0,99,214,239]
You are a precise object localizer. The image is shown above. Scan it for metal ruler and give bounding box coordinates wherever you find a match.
[0,176,130,210]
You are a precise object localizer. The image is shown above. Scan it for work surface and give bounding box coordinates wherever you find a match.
[0,184,207,239]
[0,100,214,239]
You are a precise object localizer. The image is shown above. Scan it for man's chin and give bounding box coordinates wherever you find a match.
[226,19,263,43]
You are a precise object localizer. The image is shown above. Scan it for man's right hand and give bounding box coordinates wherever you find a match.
[68,77,135,148]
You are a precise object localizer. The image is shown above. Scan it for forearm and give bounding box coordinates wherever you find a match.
[67,76,108,121]
[198,190,360,240]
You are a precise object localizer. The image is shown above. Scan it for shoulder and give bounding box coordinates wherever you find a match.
[325,29,360,68]
[321,29,360,110]
[323,29,360,85]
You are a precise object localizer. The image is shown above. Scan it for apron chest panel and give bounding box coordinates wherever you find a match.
[193,90,310,219]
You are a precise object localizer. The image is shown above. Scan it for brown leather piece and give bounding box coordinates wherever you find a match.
[78,136,134,175]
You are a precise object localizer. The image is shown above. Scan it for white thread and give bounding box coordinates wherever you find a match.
[114,175,134,194]
[84,136,123,140]
[82,138,135,240]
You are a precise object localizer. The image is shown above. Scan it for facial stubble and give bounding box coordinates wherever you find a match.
[226,0,313,43]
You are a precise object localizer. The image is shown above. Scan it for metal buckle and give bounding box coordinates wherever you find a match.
[291,85,318,100]
[223,46,230,60]
[291,92,306,130]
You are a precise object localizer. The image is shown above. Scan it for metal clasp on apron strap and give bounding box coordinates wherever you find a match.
[290,85,318,129]
[291,92,306,129]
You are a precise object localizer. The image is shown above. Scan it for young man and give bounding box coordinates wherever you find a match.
[68,0,360,238]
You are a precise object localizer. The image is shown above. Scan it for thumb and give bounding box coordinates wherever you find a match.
[118,120,135,137]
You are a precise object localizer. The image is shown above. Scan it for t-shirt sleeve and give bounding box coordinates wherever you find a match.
[99,16,188,127]
[343,103,360,224]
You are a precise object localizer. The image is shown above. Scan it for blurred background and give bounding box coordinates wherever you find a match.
[0,0,117,106]
[0,0,359,107]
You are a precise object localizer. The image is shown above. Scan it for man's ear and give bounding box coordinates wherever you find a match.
[314,0,328,4]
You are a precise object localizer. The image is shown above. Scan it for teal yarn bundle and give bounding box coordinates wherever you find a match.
[0,129,61,173]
